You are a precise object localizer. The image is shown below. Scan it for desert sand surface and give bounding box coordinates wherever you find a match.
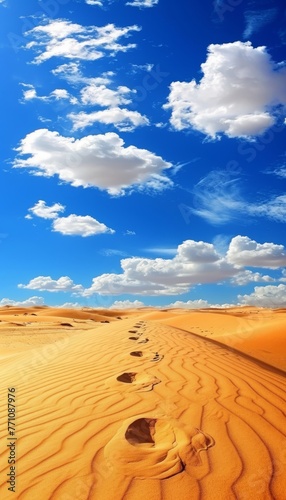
[0,306,285,500]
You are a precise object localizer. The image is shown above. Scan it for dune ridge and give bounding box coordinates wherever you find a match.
[0,307,285,499]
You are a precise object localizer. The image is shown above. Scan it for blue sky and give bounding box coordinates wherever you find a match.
[1,0,286,309]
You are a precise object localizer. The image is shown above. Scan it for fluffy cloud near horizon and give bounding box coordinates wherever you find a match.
[109,300,145,308]
[238,284,286,307]
[25,20,141,64]
[14,129,173,195]
[0,296,45,307]
[18,235,286,300]
[19,276,84,293]
[164,41,286,139]
[83,240,283,296]
[165,299,225,309]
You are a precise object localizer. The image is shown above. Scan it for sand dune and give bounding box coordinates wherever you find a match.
[0,307,285,499]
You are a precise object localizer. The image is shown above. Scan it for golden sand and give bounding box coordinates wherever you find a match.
[0,306,285,499]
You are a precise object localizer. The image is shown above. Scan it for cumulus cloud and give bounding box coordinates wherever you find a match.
[164,41,286,139]
[126,0,159,7]
[227,236,286,269]
[26,200,113,237]
[109,300,145,308]
[13,129,173,195]
[243,9,277,39]
[51,65,135,107]
[52,214,115,237]
[82,239,236,296]
[21,84,77,104]
[85,0,103,5]
[18,235,285,297]
[231,270,275,286]
[51,62,114,86]
[0,296,45,307]
[81,236,283,296]
[166,299,216,309]
[26,200,65,219]
[80,83,134,107]
[189,170,286,225]
[238,284,286,307]
[25,20,141,64]
[69,107,149,132]
[19,276,84,293]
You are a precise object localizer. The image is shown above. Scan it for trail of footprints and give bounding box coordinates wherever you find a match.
[105,320,214,481]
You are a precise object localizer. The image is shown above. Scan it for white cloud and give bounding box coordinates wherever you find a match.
[25,20,141,64]
[80,83,134,107]
[166,299,215,308]
[164,41,286,139]
[238,284,286,307]
[100,249,128,257]
[270,166,286,178]
[243,9,277,39]
[131,63,154,72]
[26,200,113,237]
[69,107,149,132]
[280,269,286,283]
[51,62,114,86]
[227,236,286,269]
[26,200,65,219]
[85,0,103,5]
[190,171,243,224]
[189,170,286,225]
[13,129,173,195]
[248,195,286,222]
[52,214,115,237]
[126,0,159,7]
[21,84,77,104]
[0,296,45,307]
[82,239,235,296]
[165,299,235,308]
[19,276,84,293]
[58,302,83,308]
[231,270,275,286]
[17,236,286,298]
[109,300,145,308]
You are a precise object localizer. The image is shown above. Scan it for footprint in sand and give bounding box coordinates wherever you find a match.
[129,351,164,361]
[104,416,214,479]
[130,351,143,357]
[129,336,140,340]
[128,330,138,334]
[138,338,149,344]
[116,372,161,392]
[150,352,164,362]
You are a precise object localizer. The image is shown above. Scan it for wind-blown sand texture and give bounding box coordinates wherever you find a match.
[0,306,285,499]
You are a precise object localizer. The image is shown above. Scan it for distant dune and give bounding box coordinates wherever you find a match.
[0,306,285,499]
